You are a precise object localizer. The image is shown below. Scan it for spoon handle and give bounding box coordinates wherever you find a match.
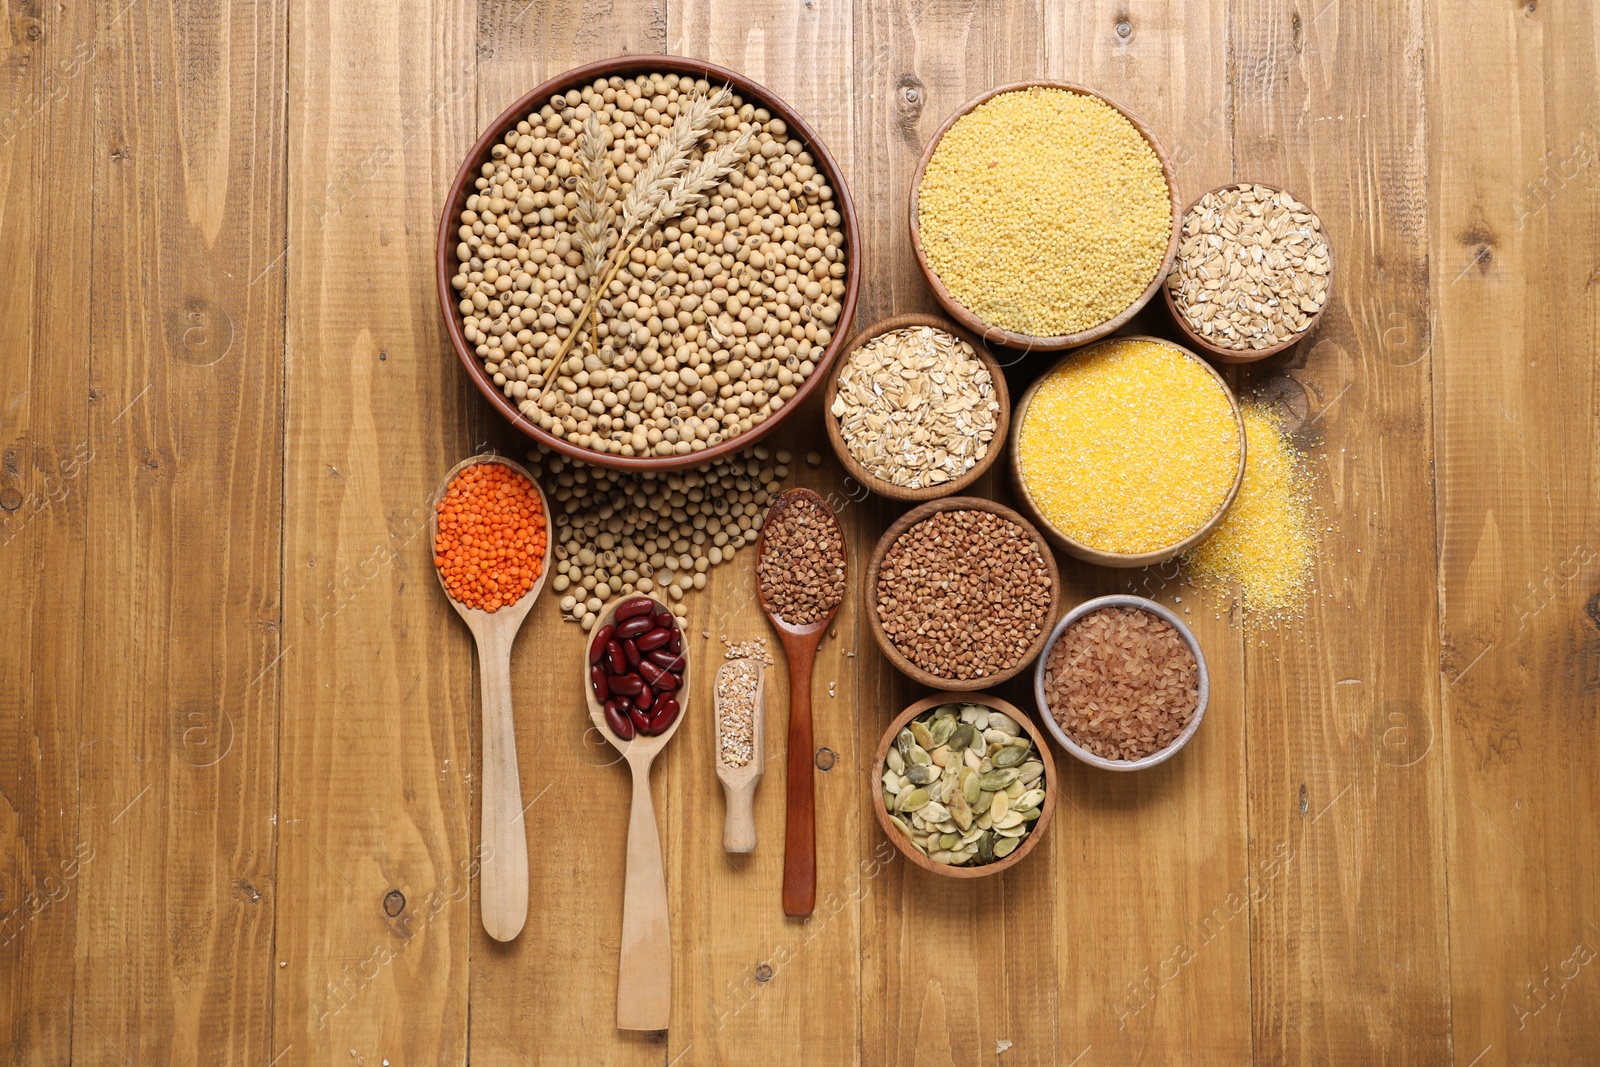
[618,757,671,1030]
[781,635,817,916]
[476,627,529,942]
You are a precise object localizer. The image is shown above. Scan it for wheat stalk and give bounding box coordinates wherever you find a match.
[573,112,613,283]
[534,88,738,403]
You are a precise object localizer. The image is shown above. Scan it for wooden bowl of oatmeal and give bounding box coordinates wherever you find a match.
[822,313,1011,502]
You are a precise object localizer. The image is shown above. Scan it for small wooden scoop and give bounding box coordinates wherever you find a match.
[714,658,765,853]
[584,595,691,1032]
[431,455,553,943]
[754,488,847,917]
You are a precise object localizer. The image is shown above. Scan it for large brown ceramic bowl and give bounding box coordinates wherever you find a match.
[437,55,860,472]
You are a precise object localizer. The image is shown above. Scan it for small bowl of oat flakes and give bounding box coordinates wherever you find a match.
[1162,182,1335,363]
[823,314,1010,501]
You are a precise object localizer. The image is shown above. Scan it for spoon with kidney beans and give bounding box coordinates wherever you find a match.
[582,595,689,1031]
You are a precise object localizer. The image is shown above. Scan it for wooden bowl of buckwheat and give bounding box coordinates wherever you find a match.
[822,313,1011,501]
[865,496,1061,689]
[1161,182,1335,363]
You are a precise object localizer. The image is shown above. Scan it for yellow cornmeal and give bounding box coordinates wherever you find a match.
[1018,339,1240,554]
[917,86,1172,338]
[1186,404,1315,618]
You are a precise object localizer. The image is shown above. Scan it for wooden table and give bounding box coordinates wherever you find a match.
[2,2,1595,1064]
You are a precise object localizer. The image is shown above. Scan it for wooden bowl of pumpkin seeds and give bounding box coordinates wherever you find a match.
[871,692,1056,878]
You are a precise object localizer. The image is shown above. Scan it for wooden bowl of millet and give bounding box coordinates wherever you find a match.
[908,80,1182,353]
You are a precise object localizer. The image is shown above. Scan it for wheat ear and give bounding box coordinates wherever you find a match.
[533,88,731,401]
[573,112,613,283]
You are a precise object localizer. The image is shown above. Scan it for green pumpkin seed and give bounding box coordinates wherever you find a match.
[979,768,1018,791]
[1016,789,1046,810]
[990,790,1010,820]
[922,801,951,824]
[883,790,897,811]
[1017,761,1044,784]
[929,715,956,746]
[906,763,937,785]
[993,811,1024,830]
[939,832,959,850]
[888,814,912,835]
[886,747,905,774]
[949,790,973,831]
[1017,807,1041,822]
[996,824,1027,838]
[961,768,981,806]
[977,831,997,863]
[910,720,935,750]
[992,745,1027,768]
[994,836,1020,858]
[1005,780,1025,799]
[901,788,930,813]
[987,712,1019,736]
[909,744,931,766]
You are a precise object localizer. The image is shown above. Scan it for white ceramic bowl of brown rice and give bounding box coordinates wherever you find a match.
[1033,594,1208,771]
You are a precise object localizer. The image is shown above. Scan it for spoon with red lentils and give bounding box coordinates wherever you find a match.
[431,455,552,942]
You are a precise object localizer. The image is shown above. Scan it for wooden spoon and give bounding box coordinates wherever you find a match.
[714,658,765,853]
[584,595,691,1032]
[754,488,847,918]
[431,455,553,943]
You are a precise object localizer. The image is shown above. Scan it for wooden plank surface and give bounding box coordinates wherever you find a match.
[64,1,289,1062]
[4,0,1600,1064]
[274,0,477,1061]
[1229,2,1454,1064]
[0,0,96,1060]
[1428,1,1600,1064]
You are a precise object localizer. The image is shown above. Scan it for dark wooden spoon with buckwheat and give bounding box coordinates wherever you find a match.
[754,488,848,917]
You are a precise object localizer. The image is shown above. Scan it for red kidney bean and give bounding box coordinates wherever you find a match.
[637,627,671,652]
[615,615,654,640]
[638,660,665,686]
[604,701,634,740]
[653,610,675,630]
[622,639,641,670]
[667,630,683,654]
[605,639,626,675]
[590,625,613,663]
[652,670,680,693]
[610,673,645,697]
[628,706,651,734]
[635,686,655,712]
[590,665,609,702]
[646,650,685,672]
[649,698,680,733]
[616,597,656,621]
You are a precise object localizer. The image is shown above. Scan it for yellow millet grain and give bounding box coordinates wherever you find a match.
[917,86,1172,338]
[1186,403,1315,619]
[1018,339,1241,555]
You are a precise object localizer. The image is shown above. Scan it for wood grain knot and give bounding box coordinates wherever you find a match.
[1586,592,1600,631]
[754,963,774,982]
[1116,17,1132,38]
[814,747,837,771]
[233,880,261,904]
[896,74,925,127]
[383,889,406,917]
[0,488,20,512]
